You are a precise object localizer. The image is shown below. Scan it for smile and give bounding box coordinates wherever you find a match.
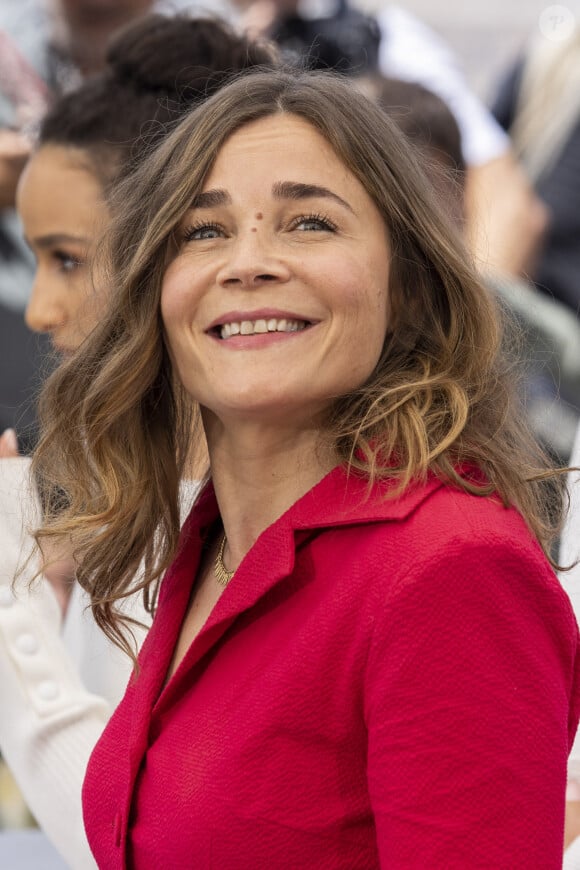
[218,318,309,340]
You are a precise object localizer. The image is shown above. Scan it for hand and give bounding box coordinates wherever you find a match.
[0,429,19,458]
[565,796,580,849]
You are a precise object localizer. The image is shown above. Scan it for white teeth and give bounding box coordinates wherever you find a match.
[218,318,308,340]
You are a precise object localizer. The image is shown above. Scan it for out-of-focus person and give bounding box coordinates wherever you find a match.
[0,13,276,867]
[0,0,228,448]
[492,24,580,455]
[359,73,580,463]
[493,24,580,314]
[0,2,51,449]
[356,74,466,229]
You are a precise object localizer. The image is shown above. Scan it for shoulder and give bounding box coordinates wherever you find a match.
[334,469,537,550]
[376,5,459,87]
[396,481,539,560]
[401,483,553,584]
[354,483,579,709]
[377,5,442,47]
[306,468,557,588]
[303,465,540,555]
[323,475,566,616]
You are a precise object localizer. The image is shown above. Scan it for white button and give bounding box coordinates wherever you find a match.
[36,680,59,701]
[0,587,14,608]
[16,633,39,655]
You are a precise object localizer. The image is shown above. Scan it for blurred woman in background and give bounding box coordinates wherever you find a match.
[0,15,276,867]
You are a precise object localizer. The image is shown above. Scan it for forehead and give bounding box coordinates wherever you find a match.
[17,145,107,233]
[20,145,102,190]
[203,114,356,190]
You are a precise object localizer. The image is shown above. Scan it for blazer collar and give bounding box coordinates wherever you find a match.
[184,461,446,536]
[144,464,446,716]
[170,463,445,613]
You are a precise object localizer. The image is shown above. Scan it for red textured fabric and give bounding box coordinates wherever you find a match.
[82,466,580,869]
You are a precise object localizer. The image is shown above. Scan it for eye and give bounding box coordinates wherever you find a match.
[182,222,226,242]
[54,250,84,274]
[289,213,337,233]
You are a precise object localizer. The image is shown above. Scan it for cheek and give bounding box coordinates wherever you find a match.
[344,269,390,370]
[160,267,186,334]
[81,284,108,324]
[160,258,204,329]
[74,270,94,302]
[365,255,390,332]
[341,261,389,328]
[73,268,106,321]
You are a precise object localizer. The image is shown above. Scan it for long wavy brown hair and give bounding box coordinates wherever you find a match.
[32,69,564,658]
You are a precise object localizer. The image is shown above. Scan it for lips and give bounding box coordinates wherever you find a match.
[219,318,309,340]
[206,309,316,342]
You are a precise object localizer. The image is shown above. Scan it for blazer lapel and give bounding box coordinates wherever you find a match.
[143,466,447,715]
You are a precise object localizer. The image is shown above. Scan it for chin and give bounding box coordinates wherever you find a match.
[226,401,331,431]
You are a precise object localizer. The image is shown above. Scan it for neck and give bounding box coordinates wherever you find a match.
[57,27,110,76]
[203,414,337,570]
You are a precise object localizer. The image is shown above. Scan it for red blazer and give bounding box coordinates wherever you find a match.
[83,466,580,868]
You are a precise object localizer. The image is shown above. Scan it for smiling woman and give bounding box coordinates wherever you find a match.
[32,69,580,868]
[162,114,390,425]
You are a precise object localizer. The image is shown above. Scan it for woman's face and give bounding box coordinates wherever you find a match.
[17,144,109,354]
[161,113,390,428]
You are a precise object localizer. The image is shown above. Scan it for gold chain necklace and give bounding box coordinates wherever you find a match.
[214,533,235,586]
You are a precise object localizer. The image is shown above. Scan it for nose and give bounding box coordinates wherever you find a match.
[216,229,291,289]
[24,272,66,337]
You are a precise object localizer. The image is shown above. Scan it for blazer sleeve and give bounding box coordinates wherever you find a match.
[364,534,580,869]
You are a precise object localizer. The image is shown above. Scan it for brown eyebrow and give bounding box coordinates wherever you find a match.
[272,181,354,213]
[190,189,231,209]
[27,233,90,250]
[189,183,354,213]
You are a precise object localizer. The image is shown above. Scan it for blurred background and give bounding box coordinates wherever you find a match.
[358,0,580,97]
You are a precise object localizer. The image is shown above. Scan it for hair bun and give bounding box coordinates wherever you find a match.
[39,12,277,181]
[107,14,273,97]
